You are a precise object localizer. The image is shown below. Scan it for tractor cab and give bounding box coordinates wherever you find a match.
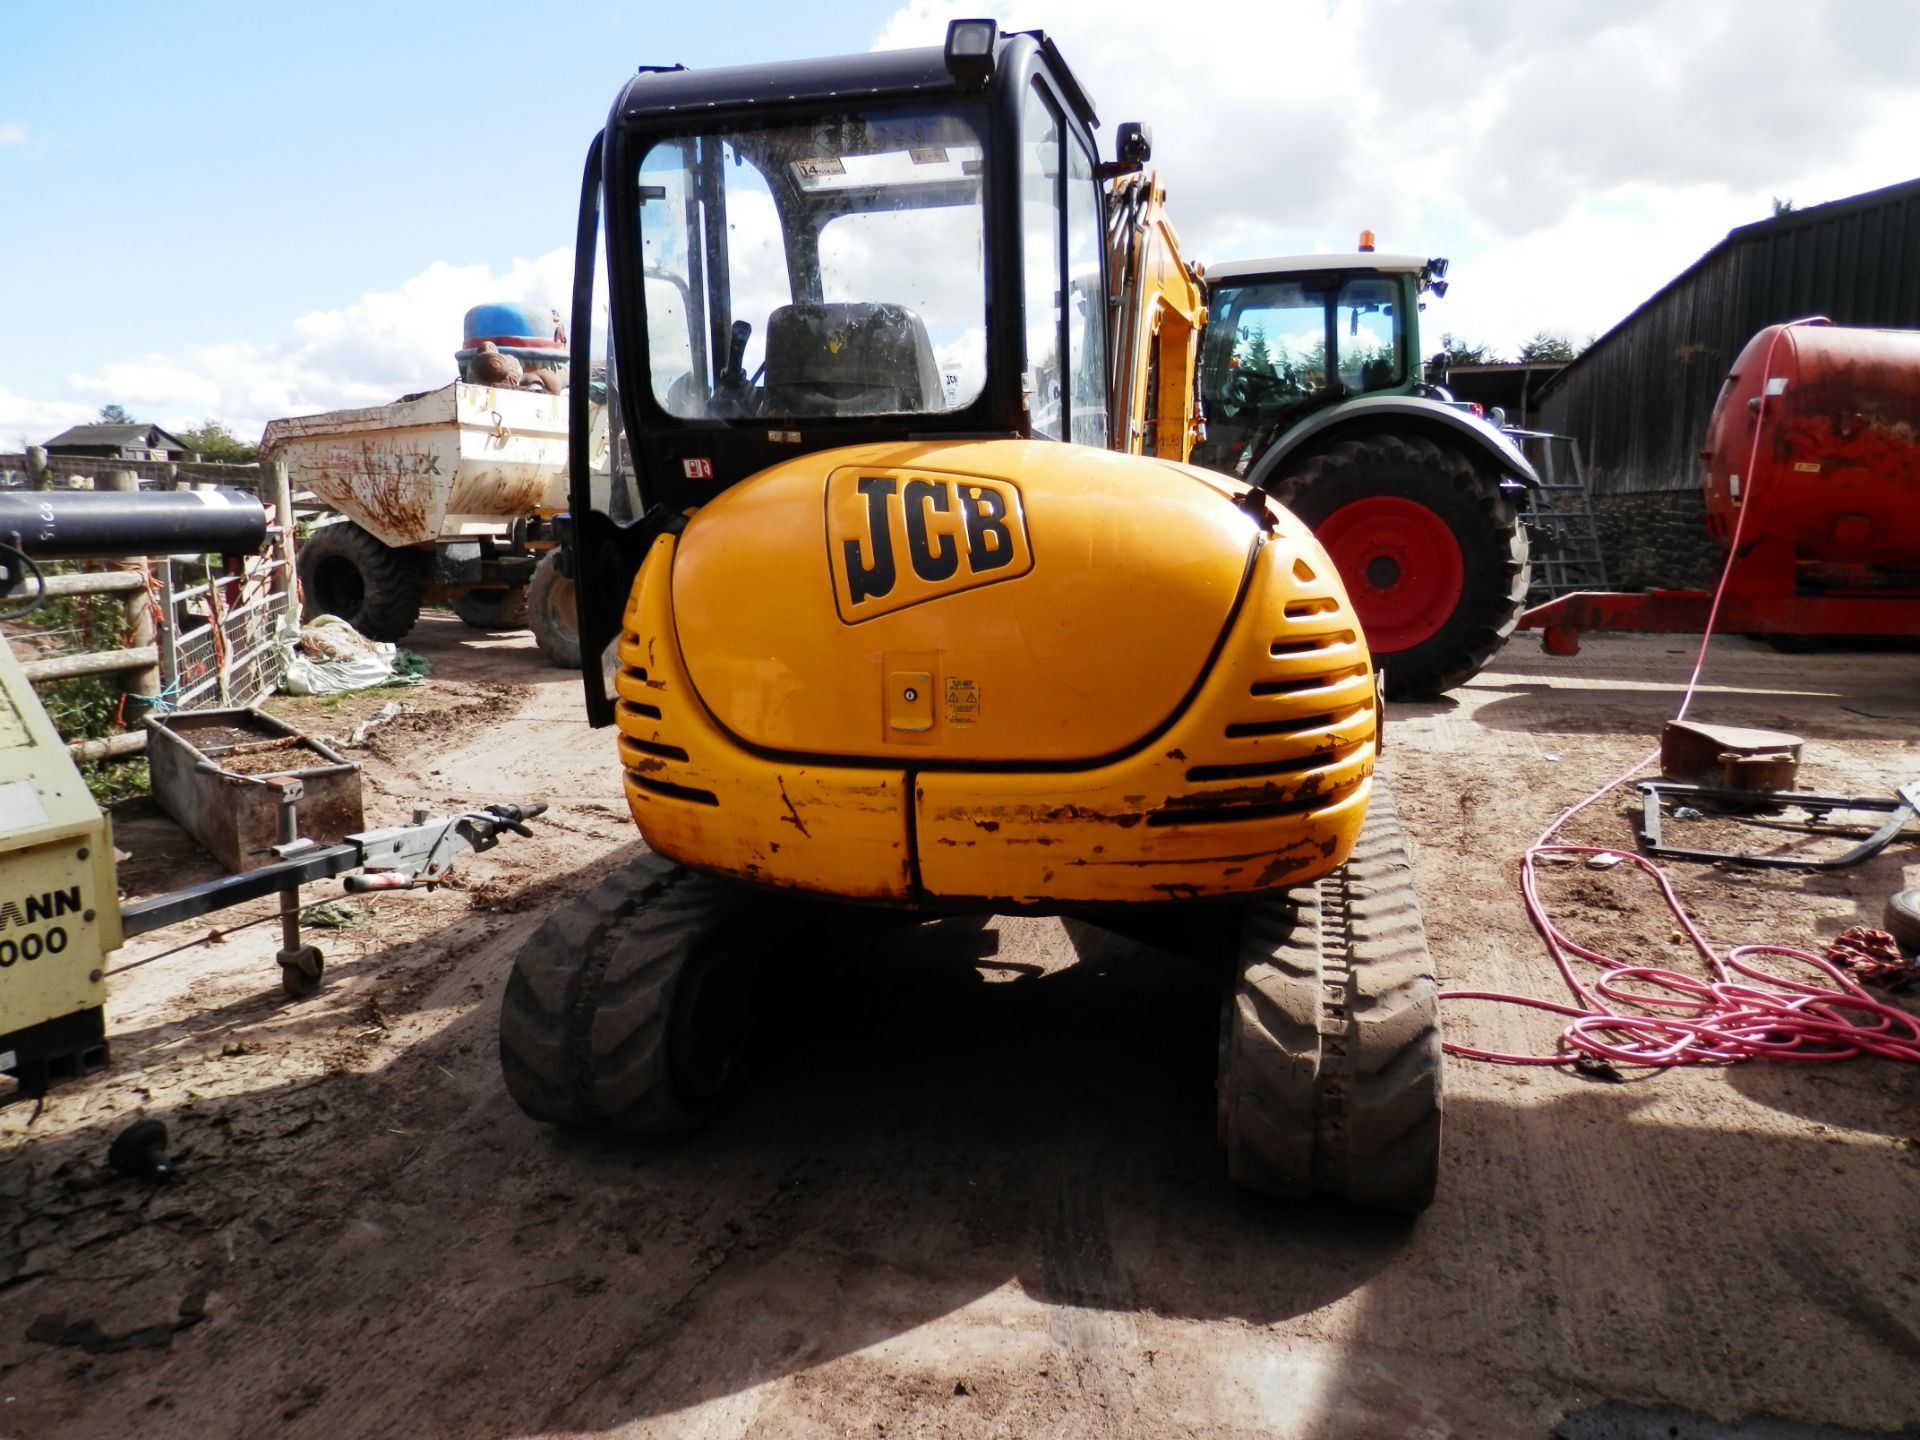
[566,24,1115,718]
[1191,253,1448,474]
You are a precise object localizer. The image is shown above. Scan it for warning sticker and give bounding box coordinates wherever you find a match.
[791,157,846,180]
[944,676,981,728]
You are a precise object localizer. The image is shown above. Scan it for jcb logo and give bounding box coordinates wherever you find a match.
[828,469,1033,623]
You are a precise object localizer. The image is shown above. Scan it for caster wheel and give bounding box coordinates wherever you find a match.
[1885,889,1920,956]
[278,945,325,999]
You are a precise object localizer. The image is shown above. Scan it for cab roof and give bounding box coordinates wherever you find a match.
[615,31,1098,129]
[1206,253,1428,281]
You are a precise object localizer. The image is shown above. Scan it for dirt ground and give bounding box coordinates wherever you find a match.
[3,616,1918,1439]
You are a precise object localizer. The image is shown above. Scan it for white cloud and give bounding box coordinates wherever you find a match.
[874,0,1920,355]
[1,384,96,451]
[7,0,1914,440]
[12,249,575,446]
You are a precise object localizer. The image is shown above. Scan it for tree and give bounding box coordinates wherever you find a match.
[175,419,258,464]
[98,403,134,425]
[1236,323,1273,374]
[1771,196,1795,217]
[1517,331,1578,363]
[1427,333,1498,378]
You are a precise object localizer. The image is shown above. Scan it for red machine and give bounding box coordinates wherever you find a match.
[1521,323,1920,653]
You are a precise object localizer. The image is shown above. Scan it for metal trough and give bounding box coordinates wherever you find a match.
[145,709,364,873]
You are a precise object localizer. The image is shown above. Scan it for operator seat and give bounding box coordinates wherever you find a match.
[762,301,943,416]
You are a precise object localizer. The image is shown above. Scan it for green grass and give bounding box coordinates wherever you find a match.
[80,757,150,805]
[7,574,151,801]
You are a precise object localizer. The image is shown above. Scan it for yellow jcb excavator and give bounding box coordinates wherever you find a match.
[500,24,1442,1210]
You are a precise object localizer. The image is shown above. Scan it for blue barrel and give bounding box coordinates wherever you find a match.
[463,302,557,347]
[456,302,568,381]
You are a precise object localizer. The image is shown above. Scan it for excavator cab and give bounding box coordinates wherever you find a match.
[511,25,1444,1213]
[565,24,1114,713]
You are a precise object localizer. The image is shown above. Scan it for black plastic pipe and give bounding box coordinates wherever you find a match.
[0,488,270,558]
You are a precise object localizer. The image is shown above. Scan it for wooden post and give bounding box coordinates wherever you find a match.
[157,557,181,701]
[99,468,161,712]
[264,459,297,697]
[25,446,48,491]
[266,459,295,606]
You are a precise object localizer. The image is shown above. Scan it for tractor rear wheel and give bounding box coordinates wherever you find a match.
[1217,777,1442,1212]
[526,552,581,669]
[1269,436,1528,699]
[499,854,786,1134]
[296,522,424,643]
[450,586,530,631]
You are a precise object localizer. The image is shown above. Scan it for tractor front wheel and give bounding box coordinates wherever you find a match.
[1217,778,1443,1212]
[296,522,424,643]
[1270,436,1528,699]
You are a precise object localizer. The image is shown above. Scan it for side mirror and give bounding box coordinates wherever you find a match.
[1117,122,1152,165]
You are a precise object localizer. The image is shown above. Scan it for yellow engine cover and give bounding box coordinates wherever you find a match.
[670,440,1253,763]
[616,441,1375,906]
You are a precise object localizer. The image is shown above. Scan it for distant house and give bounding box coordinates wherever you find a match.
[1534,174,1920,588]
[43,423,194,463]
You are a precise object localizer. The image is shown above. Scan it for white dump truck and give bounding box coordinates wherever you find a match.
[259,305,602,667]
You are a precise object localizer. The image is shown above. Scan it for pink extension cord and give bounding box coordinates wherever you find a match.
[1441,317,1920,1068]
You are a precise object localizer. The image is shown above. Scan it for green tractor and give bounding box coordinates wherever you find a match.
[1190,249,1535,698]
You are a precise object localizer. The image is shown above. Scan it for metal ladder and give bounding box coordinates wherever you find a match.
[1509,430,1609,603]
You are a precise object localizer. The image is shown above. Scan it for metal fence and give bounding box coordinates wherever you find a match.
[162,549,296,714]
[0,461,299,760]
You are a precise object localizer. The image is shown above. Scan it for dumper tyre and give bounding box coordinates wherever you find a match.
[527,552,581,669]
[296,521,423,643]
[450,586,530,631]
[1270,435,1528,700]
[499,855,786,1134]
[1217,778,1442,1212]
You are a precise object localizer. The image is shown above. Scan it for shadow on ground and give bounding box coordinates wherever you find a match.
[5,884,1919,1437]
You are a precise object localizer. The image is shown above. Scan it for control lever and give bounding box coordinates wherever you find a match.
[711,319,754,415]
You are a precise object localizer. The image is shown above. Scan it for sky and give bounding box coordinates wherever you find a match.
[2,0,1915,448]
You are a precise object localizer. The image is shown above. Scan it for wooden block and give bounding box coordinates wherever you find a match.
[1661,719,1803,786]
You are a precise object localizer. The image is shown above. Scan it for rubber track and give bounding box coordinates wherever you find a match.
[498,853,682,1126]
[1270,434,1530,699]
[1219,778,1443,1212]
[588,874,754,1133]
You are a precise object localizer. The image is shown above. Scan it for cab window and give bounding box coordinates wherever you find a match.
[1335,278,1402,393]
[1019,83,1064,439]
[636,107,989,420]
[1065,136,1108,446]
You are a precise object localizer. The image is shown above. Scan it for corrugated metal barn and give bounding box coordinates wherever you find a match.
[1536,176,1920,587]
